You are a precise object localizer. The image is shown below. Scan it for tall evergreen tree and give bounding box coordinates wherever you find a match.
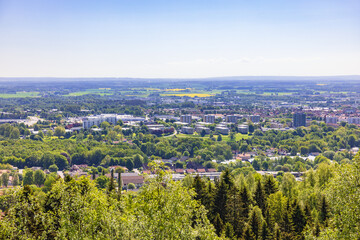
[213,213,223,236]
[117,172,122,194]
[192,175,207,205]
[107,169,115,193]
[281,201,294,240]
[243,224,255,240]
[304,202,313,226]
[291,200,306,235]
[239,185,251,219]
[225,185,246,237]
[249,206,262,240]
[264,175,277,196]
[254,179,266,213]
[221,222,235,239]
[319,195,329,226]
[212,169,233,221]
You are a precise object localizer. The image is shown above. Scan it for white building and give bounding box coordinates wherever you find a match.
[195,126,210,134]
[250,115,260,123]
[238,124,249,134]
[83,114,145,129]
[226,115,237,123]
[180,115,192,124]
[215,126,230,135]
[204,115,215,123]
[325,116,338,124]
[348,117,360,125]
[182,126,194,134]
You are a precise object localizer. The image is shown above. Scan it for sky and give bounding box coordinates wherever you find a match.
[0,0,359,78]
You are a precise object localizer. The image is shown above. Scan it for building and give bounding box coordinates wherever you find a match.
[83,114,145,129]
[293,113,306,127]
[204,115,215,123]
[181,126,194,134]
[325,116,338,124]
[238,124,249,134]
[195,126,210,134]
[180,115,192,124]
[226,115,237,123]
[347,117,360,125]
[250,115,260,123]
[215,126,230,135]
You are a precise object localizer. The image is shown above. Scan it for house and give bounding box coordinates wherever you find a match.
[119,173,144,188]
[186,169,196,174]
[196,169,206,173]
[175,169,185,174]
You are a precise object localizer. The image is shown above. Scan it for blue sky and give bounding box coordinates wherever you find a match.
[0,0,359,77]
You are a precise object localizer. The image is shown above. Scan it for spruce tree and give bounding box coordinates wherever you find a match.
[117,172,122,195]
[192,175,207,205]
[225,185,246,237]
[319,195,329,226]
[254,179,266,213]
[212,169,233,221]
[304,202,312,226]
[239,185,251,219]
[243,224,255,240]
[108,169,115,193]
[291,200,306,235]
[221,222,235,239]
[261,222,269,240]
[281,200,295,240]
[213,213,224,236]
[264,175,277,196]
[249,207,262,240]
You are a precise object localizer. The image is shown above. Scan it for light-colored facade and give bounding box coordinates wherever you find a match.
[83,114,145,129]
[348,117,360,125]
[181,126,194,134]
[250,115,260,123]
[325,116,338,124]
[195,126,210,134]
[204,115,215,123]
[226,115,237,123]
[215,126,230,135]
[238,124,249,134]
[180,115,192,124]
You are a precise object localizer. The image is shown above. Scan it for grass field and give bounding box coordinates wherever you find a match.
[64,89,114,96]
[161,93,214,97]
[0,92,39,98]
[176,132,250,141]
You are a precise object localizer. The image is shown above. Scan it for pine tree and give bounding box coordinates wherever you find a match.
[108,169,115,193]
[319,195,329,226]
[264,208,275,239]
[117,172,122,195]
[304,202,312,226]
[264,175,277,196]
[221,222,235,239]
[261,222,270,240]
[239,185,251,219]
[291,200,306,235]
[281,200,294,240]
[254,179,266,213]
[213,213,223,236]
[192,175,207,205]
[249,206,262,240]
[273,224,282,240]
[225,185,246,237]
[243,224,255,240]
[212,169,233,221]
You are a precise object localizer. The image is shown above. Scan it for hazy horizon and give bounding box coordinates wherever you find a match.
[1,0,359,78]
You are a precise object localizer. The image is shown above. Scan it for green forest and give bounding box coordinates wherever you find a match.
[1,156,359,239]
